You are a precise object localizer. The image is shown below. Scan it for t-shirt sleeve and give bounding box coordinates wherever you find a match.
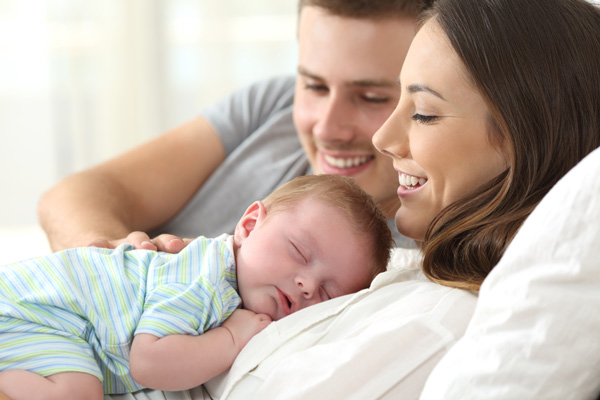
[134,237,241,338]
[200,75,296,156]
[135,279,238,337]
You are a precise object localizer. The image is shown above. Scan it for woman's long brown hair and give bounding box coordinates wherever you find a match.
[420,0,600,291]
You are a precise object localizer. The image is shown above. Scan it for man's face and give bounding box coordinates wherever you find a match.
[293,6,417,217]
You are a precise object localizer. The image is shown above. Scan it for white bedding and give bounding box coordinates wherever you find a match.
[15,146,600,400]
[105,146,600,399]
[0,226,51,264]
[420,146,600,399]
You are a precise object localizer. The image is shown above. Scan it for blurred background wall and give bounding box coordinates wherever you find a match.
[0,0,297,261]
[2,0,598,262]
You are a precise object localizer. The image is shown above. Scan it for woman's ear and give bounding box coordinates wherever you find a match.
[233,200,267,246]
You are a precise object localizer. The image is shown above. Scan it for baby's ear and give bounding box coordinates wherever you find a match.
[233,201,267,245]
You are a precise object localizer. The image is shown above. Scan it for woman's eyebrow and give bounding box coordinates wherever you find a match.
[406,83,447,101]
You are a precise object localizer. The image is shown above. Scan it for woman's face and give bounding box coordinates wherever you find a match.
[373,20,509,241]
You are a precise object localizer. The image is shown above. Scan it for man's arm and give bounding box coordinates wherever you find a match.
[38,117,225,251]
[129,309,272,391]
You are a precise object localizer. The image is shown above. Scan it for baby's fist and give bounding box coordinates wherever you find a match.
[222,309,272,351]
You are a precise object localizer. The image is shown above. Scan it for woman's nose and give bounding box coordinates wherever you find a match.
[372,106,409,159]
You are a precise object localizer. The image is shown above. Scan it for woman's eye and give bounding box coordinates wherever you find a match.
[411,113,439,124]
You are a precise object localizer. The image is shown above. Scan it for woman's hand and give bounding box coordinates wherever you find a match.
[87,232,194,253]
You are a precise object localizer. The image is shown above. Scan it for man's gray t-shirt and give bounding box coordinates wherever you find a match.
[156,75,415,248]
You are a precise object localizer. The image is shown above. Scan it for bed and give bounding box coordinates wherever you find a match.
[18,147,600,400]
[104,149,600,399]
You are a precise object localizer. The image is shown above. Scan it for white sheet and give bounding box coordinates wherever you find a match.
[0,226,51,264]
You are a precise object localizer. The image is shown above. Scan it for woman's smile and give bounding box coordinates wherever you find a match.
[398,172,427,190]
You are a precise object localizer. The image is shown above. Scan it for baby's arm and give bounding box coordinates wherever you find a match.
[129,309,271,391]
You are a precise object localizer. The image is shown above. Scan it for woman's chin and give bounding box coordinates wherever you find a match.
[394,215,425,242]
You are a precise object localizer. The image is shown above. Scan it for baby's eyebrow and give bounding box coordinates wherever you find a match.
[301,229,318,254]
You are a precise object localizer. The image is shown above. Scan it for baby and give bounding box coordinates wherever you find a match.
[0,174,393,399]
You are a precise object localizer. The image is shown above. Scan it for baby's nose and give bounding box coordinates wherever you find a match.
[295,275,319,301]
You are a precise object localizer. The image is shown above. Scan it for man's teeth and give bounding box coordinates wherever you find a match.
[399,173,427,189]
[324,155,371,168]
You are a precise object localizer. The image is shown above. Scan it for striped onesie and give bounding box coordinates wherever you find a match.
[0,234,241,394]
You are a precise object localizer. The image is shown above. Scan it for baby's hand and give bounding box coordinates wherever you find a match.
[222,309,272,351]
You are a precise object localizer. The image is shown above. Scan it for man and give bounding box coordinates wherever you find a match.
[38,0,430,252]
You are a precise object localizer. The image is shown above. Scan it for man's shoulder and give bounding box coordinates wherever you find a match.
[251,74,295,91]
[244,74,296,108]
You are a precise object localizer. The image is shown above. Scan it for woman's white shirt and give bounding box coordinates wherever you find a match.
[209,248,477,400]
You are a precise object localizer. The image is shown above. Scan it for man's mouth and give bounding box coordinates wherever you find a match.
[324,154,374,169]
[399,173,427,189]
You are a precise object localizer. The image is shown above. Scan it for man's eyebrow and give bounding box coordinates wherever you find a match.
[406,83,446,101]
[297,66,321,80]
[297,66,397,88]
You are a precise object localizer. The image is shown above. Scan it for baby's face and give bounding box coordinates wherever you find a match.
[234,198,374,320]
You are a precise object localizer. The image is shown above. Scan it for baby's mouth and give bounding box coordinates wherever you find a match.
[399,173,427,189]
[277,288,293,316]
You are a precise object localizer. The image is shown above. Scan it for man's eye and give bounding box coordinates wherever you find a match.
[304,83,328,93]
[411,113,439,124]
[363,96,390,104]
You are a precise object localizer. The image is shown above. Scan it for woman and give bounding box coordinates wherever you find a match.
[374,0,600,291]
[105,0,600,399]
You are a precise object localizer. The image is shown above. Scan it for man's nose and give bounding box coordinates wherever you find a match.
[313,95,355,143]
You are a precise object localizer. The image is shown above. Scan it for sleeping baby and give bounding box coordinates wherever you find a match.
[0,174,393,399]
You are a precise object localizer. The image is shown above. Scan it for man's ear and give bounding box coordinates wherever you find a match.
[233,200,267,246]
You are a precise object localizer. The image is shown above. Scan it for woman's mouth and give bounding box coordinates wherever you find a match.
[399,173,427,190]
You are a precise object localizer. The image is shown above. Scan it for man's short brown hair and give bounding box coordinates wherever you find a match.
[298,0,434,19]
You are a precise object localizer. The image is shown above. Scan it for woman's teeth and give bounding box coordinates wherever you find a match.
[324,154,372,168]
[399,173,427,189]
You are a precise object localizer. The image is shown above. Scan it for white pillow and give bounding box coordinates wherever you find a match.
[420,147,600,400]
